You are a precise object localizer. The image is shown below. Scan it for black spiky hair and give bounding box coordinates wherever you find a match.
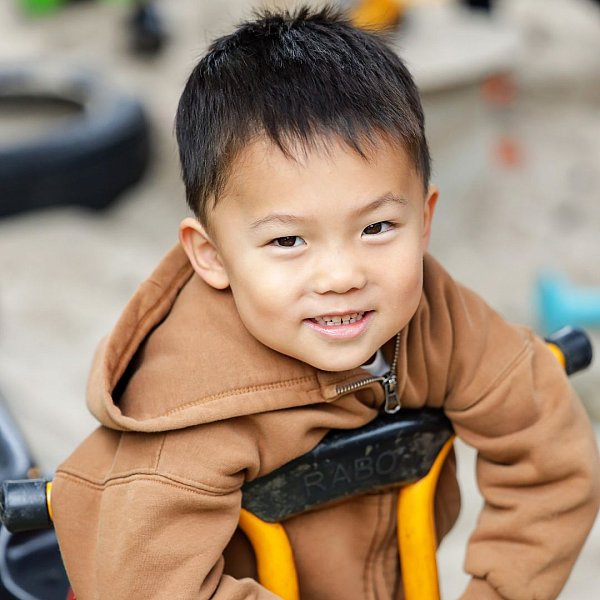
[175,4,430,224]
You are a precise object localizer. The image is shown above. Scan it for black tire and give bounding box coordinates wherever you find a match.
[0,66,151,217]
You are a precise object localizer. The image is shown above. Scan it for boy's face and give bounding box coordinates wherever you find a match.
[181,136,437,372]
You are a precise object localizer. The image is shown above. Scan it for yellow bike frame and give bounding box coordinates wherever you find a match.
[238,436,454,600]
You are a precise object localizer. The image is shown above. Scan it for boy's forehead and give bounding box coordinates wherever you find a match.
[207,133,424,232]
[222,133,416,197]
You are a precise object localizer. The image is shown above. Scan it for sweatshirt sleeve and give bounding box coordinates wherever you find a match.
[52,426,281,600]
[445,317,600,599]
[407,258,600,599]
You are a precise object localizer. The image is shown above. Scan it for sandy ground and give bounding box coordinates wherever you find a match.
[0,0,599,597]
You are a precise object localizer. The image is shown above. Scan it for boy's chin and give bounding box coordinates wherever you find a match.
[303,350,373,373]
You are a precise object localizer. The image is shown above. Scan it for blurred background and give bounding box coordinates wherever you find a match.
[0,0,598,597]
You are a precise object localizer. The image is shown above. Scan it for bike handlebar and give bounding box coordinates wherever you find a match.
[545,326,593,375]
[0,478,51,533]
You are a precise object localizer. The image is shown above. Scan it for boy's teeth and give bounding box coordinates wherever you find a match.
[314,312,364,326]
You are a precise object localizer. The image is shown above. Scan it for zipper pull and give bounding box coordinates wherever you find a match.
[382,372,400,414]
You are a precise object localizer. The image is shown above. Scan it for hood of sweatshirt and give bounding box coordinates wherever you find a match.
[86,244,400,433]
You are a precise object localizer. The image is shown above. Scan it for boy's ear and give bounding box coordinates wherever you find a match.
[422,185,439,251]
[179,217,230,290]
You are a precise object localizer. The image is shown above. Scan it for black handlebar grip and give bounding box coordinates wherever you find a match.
[545,326,593,376]
[0,479,52,533]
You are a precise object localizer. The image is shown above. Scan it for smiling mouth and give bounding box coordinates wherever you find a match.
[311,311,367,326]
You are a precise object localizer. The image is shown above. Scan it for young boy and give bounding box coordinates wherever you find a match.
[52,6,599,599]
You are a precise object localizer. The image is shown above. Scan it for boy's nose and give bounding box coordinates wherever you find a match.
[311,249,367,295]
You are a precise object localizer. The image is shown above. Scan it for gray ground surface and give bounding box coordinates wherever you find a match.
[0,0,599,597]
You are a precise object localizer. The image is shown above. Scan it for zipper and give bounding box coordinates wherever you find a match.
[335,333,402,414]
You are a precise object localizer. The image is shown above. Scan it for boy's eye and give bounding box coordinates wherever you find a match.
[362,221,394,236]
[270,236,305,248]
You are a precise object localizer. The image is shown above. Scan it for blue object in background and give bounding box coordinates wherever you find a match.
[538,272,600,334]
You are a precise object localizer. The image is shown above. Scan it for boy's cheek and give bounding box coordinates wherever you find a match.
[231,271,296,312]
[237,260,300,292]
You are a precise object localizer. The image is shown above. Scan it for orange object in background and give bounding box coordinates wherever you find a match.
[482,73,523,168]
[482,73,516,107]
[350,0,406,30]
[495,135,522,168]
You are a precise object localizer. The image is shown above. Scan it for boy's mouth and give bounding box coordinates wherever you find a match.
[311,312,366,326]
[304,310,373,340]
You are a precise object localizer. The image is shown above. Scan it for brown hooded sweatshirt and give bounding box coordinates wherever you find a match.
[52,244,600,600]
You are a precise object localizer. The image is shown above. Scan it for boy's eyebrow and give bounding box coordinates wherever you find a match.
[353,192,408,217]
[250,213,302,230]
[249,192,408,230]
